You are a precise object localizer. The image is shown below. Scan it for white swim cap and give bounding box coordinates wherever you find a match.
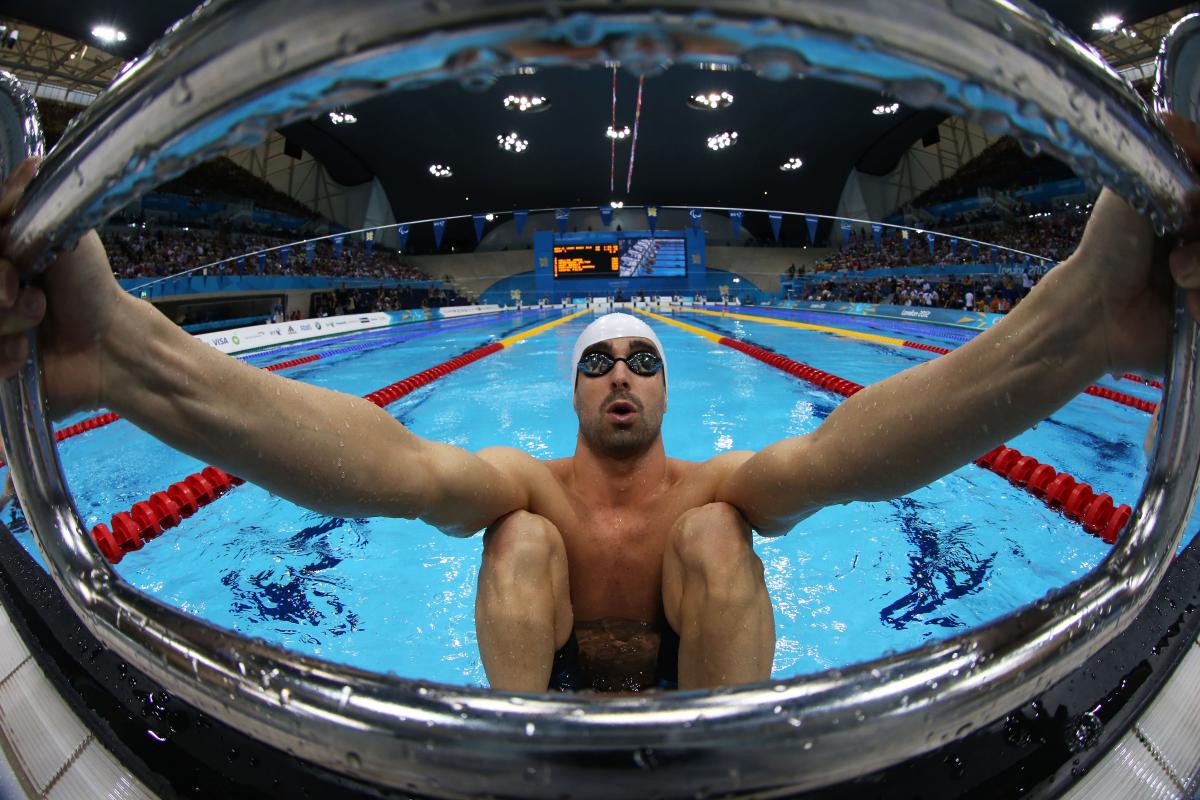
[570,313,667,389]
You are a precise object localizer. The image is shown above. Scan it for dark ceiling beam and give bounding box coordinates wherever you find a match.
[0,59,110,90]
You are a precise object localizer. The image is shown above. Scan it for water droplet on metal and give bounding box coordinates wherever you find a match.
[564,13,600,46]
[974,110,1011,136]
[743,47,808,81]
[171,77,192,106]
[263,40,287,71]
[889,79,942,108]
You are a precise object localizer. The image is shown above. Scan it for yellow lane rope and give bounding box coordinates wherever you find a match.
[667,305,905,347]
[498,309,590,348]
[633,308,724,343]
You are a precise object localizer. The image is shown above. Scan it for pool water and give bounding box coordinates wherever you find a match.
[12,306,1199,687]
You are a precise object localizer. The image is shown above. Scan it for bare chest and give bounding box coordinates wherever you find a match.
[547,490,706,622]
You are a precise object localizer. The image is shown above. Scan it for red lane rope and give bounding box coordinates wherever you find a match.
[88,342,504,564]
[1122,372,1163,389]
[719,336,1133,545]
[900,340,1157,414]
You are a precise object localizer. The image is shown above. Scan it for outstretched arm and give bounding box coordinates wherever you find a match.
[0,163,525,537]
[719,116,1197,536]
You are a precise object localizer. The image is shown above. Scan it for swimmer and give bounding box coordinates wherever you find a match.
[3,115,1200,693]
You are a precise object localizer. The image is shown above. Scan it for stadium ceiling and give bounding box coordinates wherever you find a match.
[0,1,1194,223]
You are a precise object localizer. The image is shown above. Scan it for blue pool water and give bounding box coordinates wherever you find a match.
[13,307,1199,686]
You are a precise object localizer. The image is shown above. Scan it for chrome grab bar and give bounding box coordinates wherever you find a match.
[0,2,1197,796]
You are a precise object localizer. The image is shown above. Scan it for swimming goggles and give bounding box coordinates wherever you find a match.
[577,350,664,378]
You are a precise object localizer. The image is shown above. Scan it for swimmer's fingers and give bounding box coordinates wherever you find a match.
[0,334,29,379]
[1161,113,1200,240]
[1169,242,1200,321]
[0,277,45,333]
[0,157,40,222]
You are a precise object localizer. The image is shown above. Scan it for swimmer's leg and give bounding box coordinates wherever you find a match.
[661,502,775,689]
[476,510,574,692]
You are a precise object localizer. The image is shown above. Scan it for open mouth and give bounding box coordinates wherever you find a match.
[606,399,639,423]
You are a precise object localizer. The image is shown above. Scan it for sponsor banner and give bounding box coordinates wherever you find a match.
[196,312,393,354]
[782,300,1003,331]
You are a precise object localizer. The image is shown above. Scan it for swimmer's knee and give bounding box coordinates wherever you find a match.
[483,509,566,569]
[667,502,755,574]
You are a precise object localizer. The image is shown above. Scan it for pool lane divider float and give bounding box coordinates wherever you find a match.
[678,306,1160,414]
[637,309,1134,545]
[9,310,572,464]
[748,305,1165,393]
[87,310,589,564]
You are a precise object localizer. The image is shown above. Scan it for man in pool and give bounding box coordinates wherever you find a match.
[2,115,1200,693]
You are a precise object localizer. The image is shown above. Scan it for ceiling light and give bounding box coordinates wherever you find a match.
[610,201,624,208]
[497,132,529,153]
[503,95,549,112]
[328,111,357,125]
[872,102,901,115]
[780,157,804,171]
[606,125,631,140]
[706,131,739,151]
[688,91,734,110]
[91,24,127,44]
[1092,14,1122,33]
[429,164,452,178]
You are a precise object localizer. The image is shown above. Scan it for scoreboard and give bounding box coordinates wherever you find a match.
[552,244,619,279]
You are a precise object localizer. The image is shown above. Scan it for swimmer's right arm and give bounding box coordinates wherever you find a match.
[0,160,527,537]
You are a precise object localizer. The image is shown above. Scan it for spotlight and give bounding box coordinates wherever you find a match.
[688,91,734,110]
[328,111,357,125]
[497,132,529,153]
[1091,14,1122,33]
[780,157,804,171]
[706,131,739,151]
[610,201,624,208]
[502,95,549,112]
[429,164,452,178]
[91,24,127,44]
[872,102,900,115]
[606,125,631,140]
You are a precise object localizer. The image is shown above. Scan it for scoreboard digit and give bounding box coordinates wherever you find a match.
[553,244,620,278]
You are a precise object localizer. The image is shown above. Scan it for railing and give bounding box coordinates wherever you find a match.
[0,2,1198,798]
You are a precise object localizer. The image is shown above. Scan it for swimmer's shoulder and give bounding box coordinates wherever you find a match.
[475,446,571,504]
[667,451,755,494]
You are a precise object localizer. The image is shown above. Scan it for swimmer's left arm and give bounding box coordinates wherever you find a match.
[721,114,1200,534]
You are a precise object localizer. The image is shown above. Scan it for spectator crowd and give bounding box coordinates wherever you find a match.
[101,225,432,282]
[809,208,1086,275]
[800,270,1039,314]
